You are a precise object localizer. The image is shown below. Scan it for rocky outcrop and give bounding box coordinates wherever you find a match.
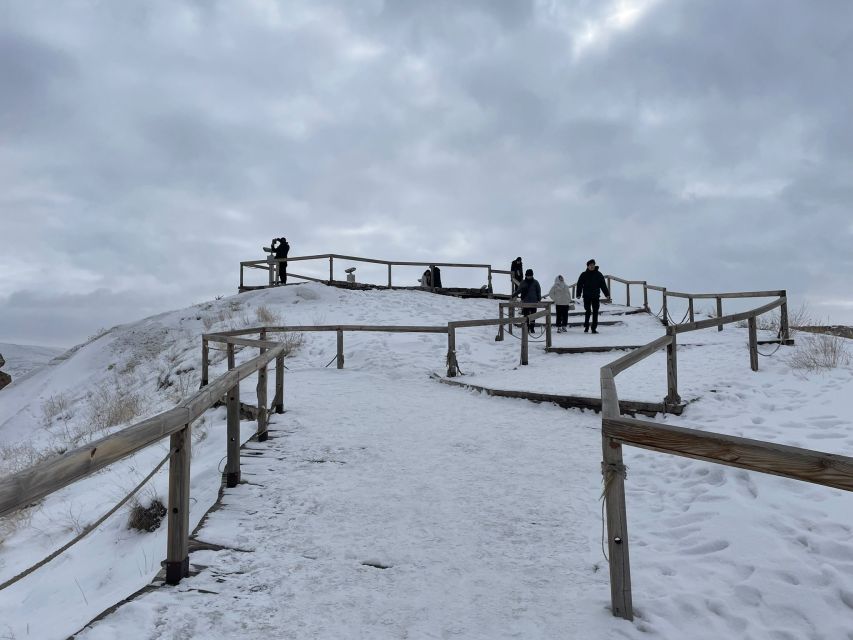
[0,353,10,390]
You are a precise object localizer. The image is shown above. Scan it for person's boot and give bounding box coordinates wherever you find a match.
[584,326,589,333]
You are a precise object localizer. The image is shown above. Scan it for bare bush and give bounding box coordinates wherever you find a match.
[42,393,73,427]
[280,331,305,356]
[86,384,143,433]
[127,496,167,532]
[255,304,281,325]
[789,334,851,372]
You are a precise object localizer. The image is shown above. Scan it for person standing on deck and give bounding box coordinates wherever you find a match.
[546,275,573,333]
[575,259,610,333]
[513,269,542,330]
[431,265,443,289]
[272,237,290,284]
[420,268,432,288]
[510,257,524,295]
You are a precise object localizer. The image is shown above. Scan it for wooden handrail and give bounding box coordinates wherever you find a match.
[0,344,286,518]
[604,416,853,493]
[603,335,673,377]
[672,297,785,334]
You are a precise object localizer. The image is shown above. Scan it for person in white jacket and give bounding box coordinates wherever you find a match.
[545,275,574,332]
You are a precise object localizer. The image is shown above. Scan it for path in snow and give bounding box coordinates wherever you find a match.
[76,369,615,639]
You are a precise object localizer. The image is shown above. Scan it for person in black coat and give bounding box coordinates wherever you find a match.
[513,268,542,330]
[272,237,290,284]
[575,259,610,333]
[430,265,443,289]
[510,257,523,294]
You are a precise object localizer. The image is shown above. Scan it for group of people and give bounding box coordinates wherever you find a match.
[419,265,443,289]
[511,257,611,334]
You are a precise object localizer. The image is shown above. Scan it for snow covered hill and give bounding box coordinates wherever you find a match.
[0,342,65,381]
[1,283,852,639]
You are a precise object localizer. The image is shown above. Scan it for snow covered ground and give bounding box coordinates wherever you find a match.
[0,342,66,381]
[1,283,852,639]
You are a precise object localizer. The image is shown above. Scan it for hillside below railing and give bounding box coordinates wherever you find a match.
[0,344,287,586]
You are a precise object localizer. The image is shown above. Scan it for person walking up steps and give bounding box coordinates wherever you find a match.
[546,275,573,332]
[575,259,610,333]
[513,268,542,330]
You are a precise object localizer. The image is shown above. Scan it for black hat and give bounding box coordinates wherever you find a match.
[525,269,533,276]
[587,259,596,266]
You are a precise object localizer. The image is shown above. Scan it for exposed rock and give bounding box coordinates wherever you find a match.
[0,352,9,390]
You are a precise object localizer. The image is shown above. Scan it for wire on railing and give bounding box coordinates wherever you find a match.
[0,449,173,593]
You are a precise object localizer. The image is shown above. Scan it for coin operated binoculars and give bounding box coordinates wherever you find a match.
[345,267,357,285]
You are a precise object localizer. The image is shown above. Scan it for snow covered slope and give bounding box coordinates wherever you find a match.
[0,342,65,381]
[1,283,852,639]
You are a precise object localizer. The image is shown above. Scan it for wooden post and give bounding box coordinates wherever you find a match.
[274,355,284,414]
[607,277,612,300]
[508,304,515,336]
[602,434,633,619]
[336,330,344,369]
[447,326,457,377]
[227,342,235,369]
[716,297,723,332]
[240,264,244,291]
[665,329,681,407]
[497,305,505,341]
[487,267,493,296]
[780,292,790,341]
[521,321,529,365]
[200,338,209,388]
[625,283,630,308]
[387,264,392,289]
[662,288,669,326]
[225,382,241,488]
[748,317,759,372]
[257,330,268,441]
[329,256,334,284]
[545,304,552,349]
[643,282,649,311]
[688,297,695,323]
[165,424,192,585]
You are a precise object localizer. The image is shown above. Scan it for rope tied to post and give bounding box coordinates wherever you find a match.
[600,460,628,562]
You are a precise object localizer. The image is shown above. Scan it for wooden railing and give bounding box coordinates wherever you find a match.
[597,285,849,622]
[240,253,504,293]
[0,343,286,586]
[202,309,553,383]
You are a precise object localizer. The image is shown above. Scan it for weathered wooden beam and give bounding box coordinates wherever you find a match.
[665,328,681,407]
[607,335,673,376]
[672,297,784,334]
[521,321,529,365]
[716,297,723,332]
[748,317,759,372]
[165,424,191,585]
[602,416,853,492]
[225,382,240,488]
[336,330,344,369]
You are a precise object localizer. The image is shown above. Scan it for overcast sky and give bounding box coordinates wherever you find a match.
[1,0,852,347]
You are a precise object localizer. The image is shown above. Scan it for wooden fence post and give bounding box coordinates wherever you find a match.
[225,382,241,488]
[508,304,515,336]
[268,257,275,287]
[239,263,244,291]
[165,423,192,585]
[521,321,529,365]
[274,355,284,414]
[497,305,505,341]
[200,338,209,388]
[447,326,457,377]
[748,317,759,372]
[487,267,493,296]
[665,329,681,408]
[643,282,649,311]
[662,288,669,326]
[387,264,392,289]
[545,304,552,349]
[625,283,630,308]
[337,330,344,369]
[607,277,612,299]
[688,297,695,323]
[329,256,334,284]
[780,292,790,341]
[716,297,723,332]
[602,434,633,619]
[257,330,268,441]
